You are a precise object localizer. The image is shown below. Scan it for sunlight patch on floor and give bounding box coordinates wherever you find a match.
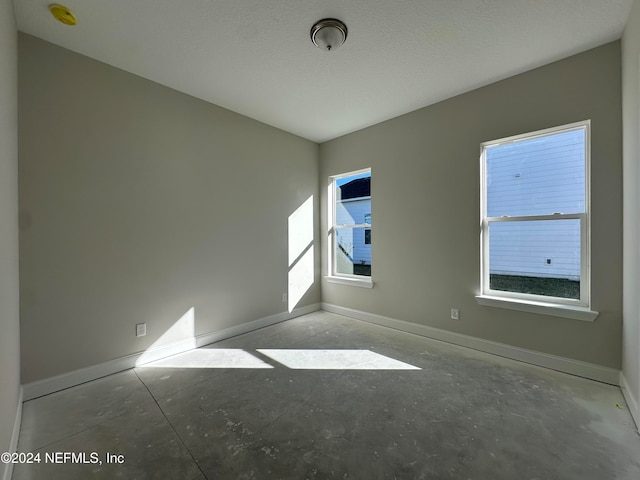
[257,349,421,370]
[140,348,274,369]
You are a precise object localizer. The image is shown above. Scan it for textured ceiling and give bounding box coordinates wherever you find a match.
[13,0,633,143]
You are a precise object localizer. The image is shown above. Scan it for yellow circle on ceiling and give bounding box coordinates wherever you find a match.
[49,4,76,26]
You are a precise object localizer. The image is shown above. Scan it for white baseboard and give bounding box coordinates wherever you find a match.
[22,303,320,401]
[321,303,620,385]
[2,386,23,480]
[620,372,640,430]
[23,301,620,401]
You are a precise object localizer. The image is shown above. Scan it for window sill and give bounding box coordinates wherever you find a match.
[325,276,374,288]
[475,295,598,322]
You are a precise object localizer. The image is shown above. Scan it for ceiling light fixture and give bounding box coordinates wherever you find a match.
[310,18,347,52]
[49,4,76,26]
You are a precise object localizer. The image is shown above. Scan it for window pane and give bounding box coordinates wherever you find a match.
[486,128,585,217]
[336,173,371,226]
[489,219,580,299]
[333,170,371,278]
[335,227,371,276]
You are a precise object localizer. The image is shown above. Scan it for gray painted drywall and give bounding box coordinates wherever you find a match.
[19,34,320,383]
[622,0,640,421]
[320,42,623,369]
[0,0,20,474]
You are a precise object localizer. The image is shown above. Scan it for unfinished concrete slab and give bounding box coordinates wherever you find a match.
[13,311,640,479]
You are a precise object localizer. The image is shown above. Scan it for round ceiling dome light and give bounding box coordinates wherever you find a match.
[310,19,347,52]
[49,4,77,26]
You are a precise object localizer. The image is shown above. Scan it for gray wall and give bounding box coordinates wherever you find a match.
[622,0,640,423]
[320,42,622,369]
[19,34,320,383]
[0,0,20,474]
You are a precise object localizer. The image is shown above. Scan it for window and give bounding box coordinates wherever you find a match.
[329,169,372,284]
[364,214,372,245]
[479,121,592,312]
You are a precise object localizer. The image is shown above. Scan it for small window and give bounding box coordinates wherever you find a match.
[330,169,372,279]
[364,229,371,245]
[480,121,590,307]
[364,214,371,245]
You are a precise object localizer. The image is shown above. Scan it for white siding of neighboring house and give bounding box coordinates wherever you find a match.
[487,128,584,280]
[335,197,371,265]
[489,219,581,280]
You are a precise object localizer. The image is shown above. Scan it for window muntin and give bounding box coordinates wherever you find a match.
[331,169,372,278]
[480,121,590,306]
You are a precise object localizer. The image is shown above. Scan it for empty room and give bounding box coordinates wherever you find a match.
[2,1,640,479]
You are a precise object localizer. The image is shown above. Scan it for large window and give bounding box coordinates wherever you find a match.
[329,169,372,282]
[480,121,590,308]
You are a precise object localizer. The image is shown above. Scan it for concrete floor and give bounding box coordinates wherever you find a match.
[13,311,640,479]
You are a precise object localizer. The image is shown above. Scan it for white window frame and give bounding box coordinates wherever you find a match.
[477,120,598,321]
[326,168,373,288]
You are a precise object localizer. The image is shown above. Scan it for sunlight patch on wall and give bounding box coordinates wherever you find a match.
[257,349,421,370]
[288,196,314,265]
[288,195,315,312]
[288,248,314,313]
[136,307,196,365]
[139,348,274,369]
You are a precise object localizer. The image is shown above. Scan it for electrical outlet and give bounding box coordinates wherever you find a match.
[282,293,288,303]
[136,323,146,337]
[450,308,460,320]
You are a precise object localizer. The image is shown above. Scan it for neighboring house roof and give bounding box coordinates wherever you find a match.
[339,178,370,200]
